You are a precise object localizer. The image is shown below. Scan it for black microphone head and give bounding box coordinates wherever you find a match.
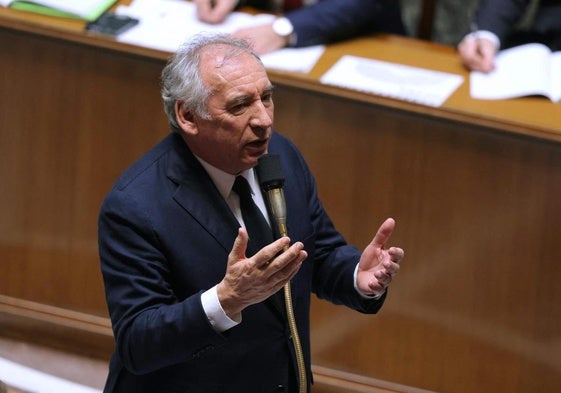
[256,154,285,191]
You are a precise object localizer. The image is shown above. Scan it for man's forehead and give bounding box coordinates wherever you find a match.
[200,46,269,90]
[200,43,255,68]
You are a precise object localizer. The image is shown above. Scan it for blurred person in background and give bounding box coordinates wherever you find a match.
[193,0,405,54]
[458,0,561,72]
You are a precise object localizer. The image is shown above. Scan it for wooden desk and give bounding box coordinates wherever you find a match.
[1,5,560,393]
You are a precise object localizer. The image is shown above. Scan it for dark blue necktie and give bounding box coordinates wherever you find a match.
[232,176,274,256]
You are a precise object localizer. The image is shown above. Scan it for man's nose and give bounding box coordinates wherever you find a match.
[250,101,273,128]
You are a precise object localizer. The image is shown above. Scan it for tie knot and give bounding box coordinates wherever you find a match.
[232,176,253,200]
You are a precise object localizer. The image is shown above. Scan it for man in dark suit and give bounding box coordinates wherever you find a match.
[458,0,561,72]
[192,0,405,54]
[98,32,404,393]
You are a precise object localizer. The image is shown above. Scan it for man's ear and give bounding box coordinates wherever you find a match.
[175,101,198,136]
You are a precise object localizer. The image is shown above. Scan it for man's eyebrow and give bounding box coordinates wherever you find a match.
[225,85,276,107]
[226,94,250,108]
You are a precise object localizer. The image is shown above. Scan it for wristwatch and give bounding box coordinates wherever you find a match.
[272,16,294,38]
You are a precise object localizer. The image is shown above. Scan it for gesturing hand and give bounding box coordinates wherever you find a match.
[356,218,404,297]
[217,228,308,320]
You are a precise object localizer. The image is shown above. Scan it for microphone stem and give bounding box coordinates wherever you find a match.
[266,188,307,393]
[284,282,306,393]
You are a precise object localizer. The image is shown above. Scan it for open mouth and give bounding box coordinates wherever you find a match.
[246,138,269,151]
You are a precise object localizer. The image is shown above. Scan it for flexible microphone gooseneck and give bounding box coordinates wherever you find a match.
[256,154,307,393]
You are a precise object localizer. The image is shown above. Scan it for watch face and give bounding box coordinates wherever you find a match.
[273,17,294,37]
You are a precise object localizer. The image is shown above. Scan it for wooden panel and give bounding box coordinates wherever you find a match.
[0,27,168,314]
[0,295,113,359]
[272,86,561,393]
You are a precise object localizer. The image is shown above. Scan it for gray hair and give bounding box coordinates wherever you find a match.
[161,33,262,131]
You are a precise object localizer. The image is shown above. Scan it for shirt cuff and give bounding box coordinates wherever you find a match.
[353,264,383,300]
[465,30,501,50]
[201,285,240,332]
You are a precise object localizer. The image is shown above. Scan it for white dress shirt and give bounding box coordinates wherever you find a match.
[195,156,380,332]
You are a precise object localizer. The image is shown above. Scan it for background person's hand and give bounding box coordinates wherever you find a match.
[194,0,238,24]
[232,23,289,55]
[458,37,497,73]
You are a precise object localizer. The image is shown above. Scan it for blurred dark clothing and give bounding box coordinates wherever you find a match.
[472,0,561,50]
[243,0,405,47]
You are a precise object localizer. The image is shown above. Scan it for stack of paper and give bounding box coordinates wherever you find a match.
[320,55,464,107]
[470,43,561,102]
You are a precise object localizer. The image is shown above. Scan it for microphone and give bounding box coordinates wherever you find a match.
[257,154,308,392]
[256,154,287,237]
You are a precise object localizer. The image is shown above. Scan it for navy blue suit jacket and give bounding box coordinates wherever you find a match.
[99,131,386,392]
[472,0,561,49]
[246,0,405,47]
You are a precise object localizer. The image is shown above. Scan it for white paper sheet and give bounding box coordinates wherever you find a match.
[115,0,271,52]
[115,0,324,74]
[261,45,325,73]
[0,358,102,393]
[320,55,464,107]
[470,43,561,102]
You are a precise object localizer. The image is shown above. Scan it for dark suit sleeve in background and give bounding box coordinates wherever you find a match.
[285,0,405,47]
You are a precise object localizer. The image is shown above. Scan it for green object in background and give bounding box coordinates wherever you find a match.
[10,0,117,22]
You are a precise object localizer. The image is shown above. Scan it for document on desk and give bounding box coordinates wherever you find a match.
[114,0,324,73]
[320,55,464,107]
[470,43,561,102]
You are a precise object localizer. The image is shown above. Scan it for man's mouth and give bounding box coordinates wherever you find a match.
[246,138,269,150]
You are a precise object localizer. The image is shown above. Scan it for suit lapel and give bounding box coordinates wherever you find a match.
[165,134,239,253]
[165,133,287,320]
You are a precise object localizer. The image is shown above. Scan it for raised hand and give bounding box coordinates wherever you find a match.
[217,228,307,319]
[356,218,404,297]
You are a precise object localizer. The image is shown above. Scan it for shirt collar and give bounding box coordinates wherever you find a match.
[194,156,259,199]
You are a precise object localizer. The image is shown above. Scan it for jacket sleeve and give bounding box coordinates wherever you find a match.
[285,0,404,47]
[98,189,228,375]
[471,0,530,42]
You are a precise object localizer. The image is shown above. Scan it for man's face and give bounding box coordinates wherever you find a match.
[181,44,275,175]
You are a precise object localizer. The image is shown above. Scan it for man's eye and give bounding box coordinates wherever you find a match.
[230,103,248,113]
